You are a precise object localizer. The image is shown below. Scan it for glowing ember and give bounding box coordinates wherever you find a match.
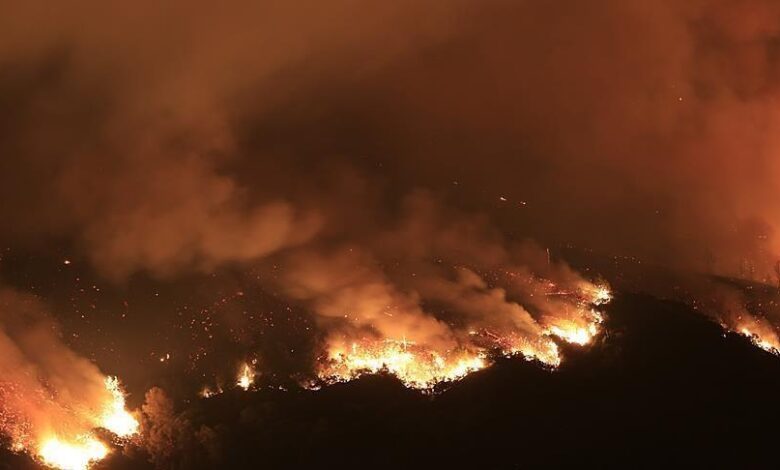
[200,385,223,398]
[100,377,139,437]
[237,363,256,390]
[38,435,108,470]
[588,284,613,305]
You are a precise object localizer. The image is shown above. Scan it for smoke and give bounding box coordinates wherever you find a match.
[259,192,605,385]
[277,245,458,349]
[4,0,780,462]
[2,0,780,280]
[3,0,779,378]
[0,288,120,451]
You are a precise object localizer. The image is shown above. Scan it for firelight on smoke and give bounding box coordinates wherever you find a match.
[33,377,138,470]
[317,283,611,391]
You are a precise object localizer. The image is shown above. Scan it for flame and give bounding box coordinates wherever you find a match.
[26,377,138,470]
[320,339,488,390]
[739,326,780,355]
[471,330,562,366]
[237,363,256,391]
[200,385,223,398]
[318,283,610,390]
[100,377,139,437]
[38,435,108,470]
[587,284,613,305]
[546,311,603,346]
[547,324,597,345]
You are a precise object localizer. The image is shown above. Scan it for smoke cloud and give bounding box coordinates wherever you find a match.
[4,0,780,463]
[1,0,779,283]
[1,0,779,279]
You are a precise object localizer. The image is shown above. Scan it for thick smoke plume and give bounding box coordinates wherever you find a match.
[2,0,780,281]
[3,0,780,463]
[266,192,606,387]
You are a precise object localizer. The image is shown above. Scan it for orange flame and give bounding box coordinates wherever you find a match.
[31,377,138,470]
[317,283,610,390]
[320,339,488,390]
[237,363,256,391]
[38,435,108,470]
[545,311,604,346]
[739,325,780,355]
[100,377,139,437]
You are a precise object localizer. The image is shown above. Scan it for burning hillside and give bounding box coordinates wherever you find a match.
[5,0,780,468]
[315,281,608,391]
[0,291,138,470]
[5,289,772,469]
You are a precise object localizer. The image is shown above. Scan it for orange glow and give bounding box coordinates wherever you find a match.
[237,363,256,391]
[587,284,613,305]
[739,326,780,355]
[317,284,610,390]
[11,376,139,470]
[100,377,139,437]
[200,385,223,398]
[38,435,108,470]
[546,311,603,346]
[320,339,488,390]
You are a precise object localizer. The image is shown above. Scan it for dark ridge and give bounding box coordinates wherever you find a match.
[9,290,780,469]
[128,292,780,468]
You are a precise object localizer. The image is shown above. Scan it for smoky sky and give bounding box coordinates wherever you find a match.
[5,2,780,466]
[1,0,780,282]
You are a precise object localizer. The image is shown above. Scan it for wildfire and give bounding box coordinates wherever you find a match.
[100,377,139,437]
[320,339,488,390]
[588,284,613,305]
[471,330,562,366]
[199,363,257,398]
[237,363,256,391]
[32,377,139,470]
[318,283,611,390]
[739,327,780,355]
[546,311,604,346]
[200,385,223,398]
[38,436,108,470]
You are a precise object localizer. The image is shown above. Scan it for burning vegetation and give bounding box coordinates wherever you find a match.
[0,290,139,469]
[316,282,608,391]
[6,0,780,467]
[6,375,138,470]
[318,339,490,390]
[236,362,257,391]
